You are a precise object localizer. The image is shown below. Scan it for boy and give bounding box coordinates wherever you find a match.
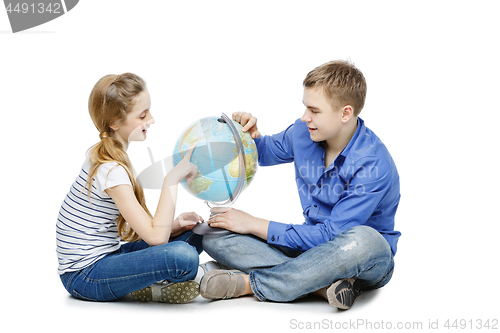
[201,60,400,310]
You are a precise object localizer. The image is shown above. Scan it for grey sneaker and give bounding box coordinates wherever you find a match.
[131,280,199,304]
[324,277,361,310]
[200,270,245,300]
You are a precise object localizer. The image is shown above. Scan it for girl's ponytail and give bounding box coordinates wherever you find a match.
[85,73,152,242]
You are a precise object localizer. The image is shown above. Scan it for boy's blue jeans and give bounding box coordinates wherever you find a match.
[203,225,394,302]
[59,232,202,301]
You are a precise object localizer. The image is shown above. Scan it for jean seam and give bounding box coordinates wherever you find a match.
[249,271,266,301]
[183,232,195,243]
[243,254,295,301]
[370,260,394,289]
[72,289,98,302]
[105,280,119,300]
[79,268,173,284]
[360,255,394,289]
[62,271,76,290]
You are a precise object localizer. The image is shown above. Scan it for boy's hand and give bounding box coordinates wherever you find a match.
[232,112,261,139]
[207,207,269,240]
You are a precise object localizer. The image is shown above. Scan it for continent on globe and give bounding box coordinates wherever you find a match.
[189,172,213,195]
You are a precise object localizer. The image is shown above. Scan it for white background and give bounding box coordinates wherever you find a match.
[1,1,499,332]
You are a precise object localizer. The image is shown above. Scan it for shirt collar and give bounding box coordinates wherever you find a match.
[339,117,363,158]
[315,118,363,172]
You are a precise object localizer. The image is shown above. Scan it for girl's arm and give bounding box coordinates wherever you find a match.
[106,144,198,246]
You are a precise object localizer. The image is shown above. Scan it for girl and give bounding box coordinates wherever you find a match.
[56,73,204,303]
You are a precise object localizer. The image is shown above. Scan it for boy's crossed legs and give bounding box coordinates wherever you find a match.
[201,225,394,309]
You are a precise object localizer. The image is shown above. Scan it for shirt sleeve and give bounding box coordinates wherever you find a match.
[267,158,393,251]
[95,162,132,194]
[254,123,295,166]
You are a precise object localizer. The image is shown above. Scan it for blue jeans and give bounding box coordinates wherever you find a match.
[60,232,203,301]
[203,225,394,302]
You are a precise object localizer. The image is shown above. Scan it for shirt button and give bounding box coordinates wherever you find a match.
[314,204,317,208]
[271,236,275,242]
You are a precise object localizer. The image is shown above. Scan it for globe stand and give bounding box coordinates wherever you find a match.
[192,112,247,236]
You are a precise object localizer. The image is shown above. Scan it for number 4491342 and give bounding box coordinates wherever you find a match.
[444,319,498,330]
[5,2,62,14]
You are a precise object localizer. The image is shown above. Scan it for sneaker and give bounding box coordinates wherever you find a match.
[200,269,245,300]
[131,280,200,304]
[324,277,361,310]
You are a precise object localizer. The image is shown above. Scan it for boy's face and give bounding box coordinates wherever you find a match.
[301,87,343,143]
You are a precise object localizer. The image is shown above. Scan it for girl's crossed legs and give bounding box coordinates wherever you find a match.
[60,232,202,302]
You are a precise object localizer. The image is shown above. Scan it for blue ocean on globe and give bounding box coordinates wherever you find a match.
[172,116,258,203]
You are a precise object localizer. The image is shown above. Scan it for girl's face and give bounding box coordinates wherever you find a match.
[111,88,155,149]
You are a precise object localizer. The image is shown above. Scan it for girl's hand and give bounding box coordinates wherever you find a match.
[167,142,198,185]
[207,207,269,239]
[171,212,204,237]
[232,112,261,139]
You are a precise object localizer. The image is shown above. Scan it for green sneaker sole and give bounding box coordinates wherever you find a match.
[131,280,200,304]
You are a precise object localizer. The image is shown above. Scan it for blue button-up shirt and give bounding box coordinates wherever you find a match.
[254,117,401,255]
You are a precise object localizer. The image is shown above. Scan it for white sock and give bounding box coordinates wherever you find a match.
[203,261,220,272]
[194,266,204,284]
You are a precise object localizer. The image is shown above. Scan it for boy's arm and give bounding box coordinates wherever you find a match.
[253,125,296,166]
[267,158,396,251]
[208,158,396,247]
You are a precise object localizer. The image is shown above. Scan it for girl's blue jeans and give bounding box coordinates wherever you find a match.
[203,225,395,302]
[59,232,202,302]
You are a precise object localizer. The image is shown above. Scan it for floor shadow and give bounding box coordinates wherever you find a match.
[62,287,382,311]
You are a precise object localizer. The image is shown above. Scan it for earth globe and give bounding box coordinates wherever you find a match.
[172,113,258,235]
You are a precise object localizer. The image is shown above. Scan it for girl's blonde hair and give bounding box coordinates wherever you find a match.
[85,73,152,242]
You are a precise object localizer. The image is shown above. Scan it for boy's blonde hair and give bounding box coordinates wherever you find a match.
[85,73,152,242]
[303,60,367,116]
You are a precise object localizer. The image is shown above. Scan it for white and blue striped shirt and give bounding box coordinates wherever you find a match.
[56,160,132,275]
